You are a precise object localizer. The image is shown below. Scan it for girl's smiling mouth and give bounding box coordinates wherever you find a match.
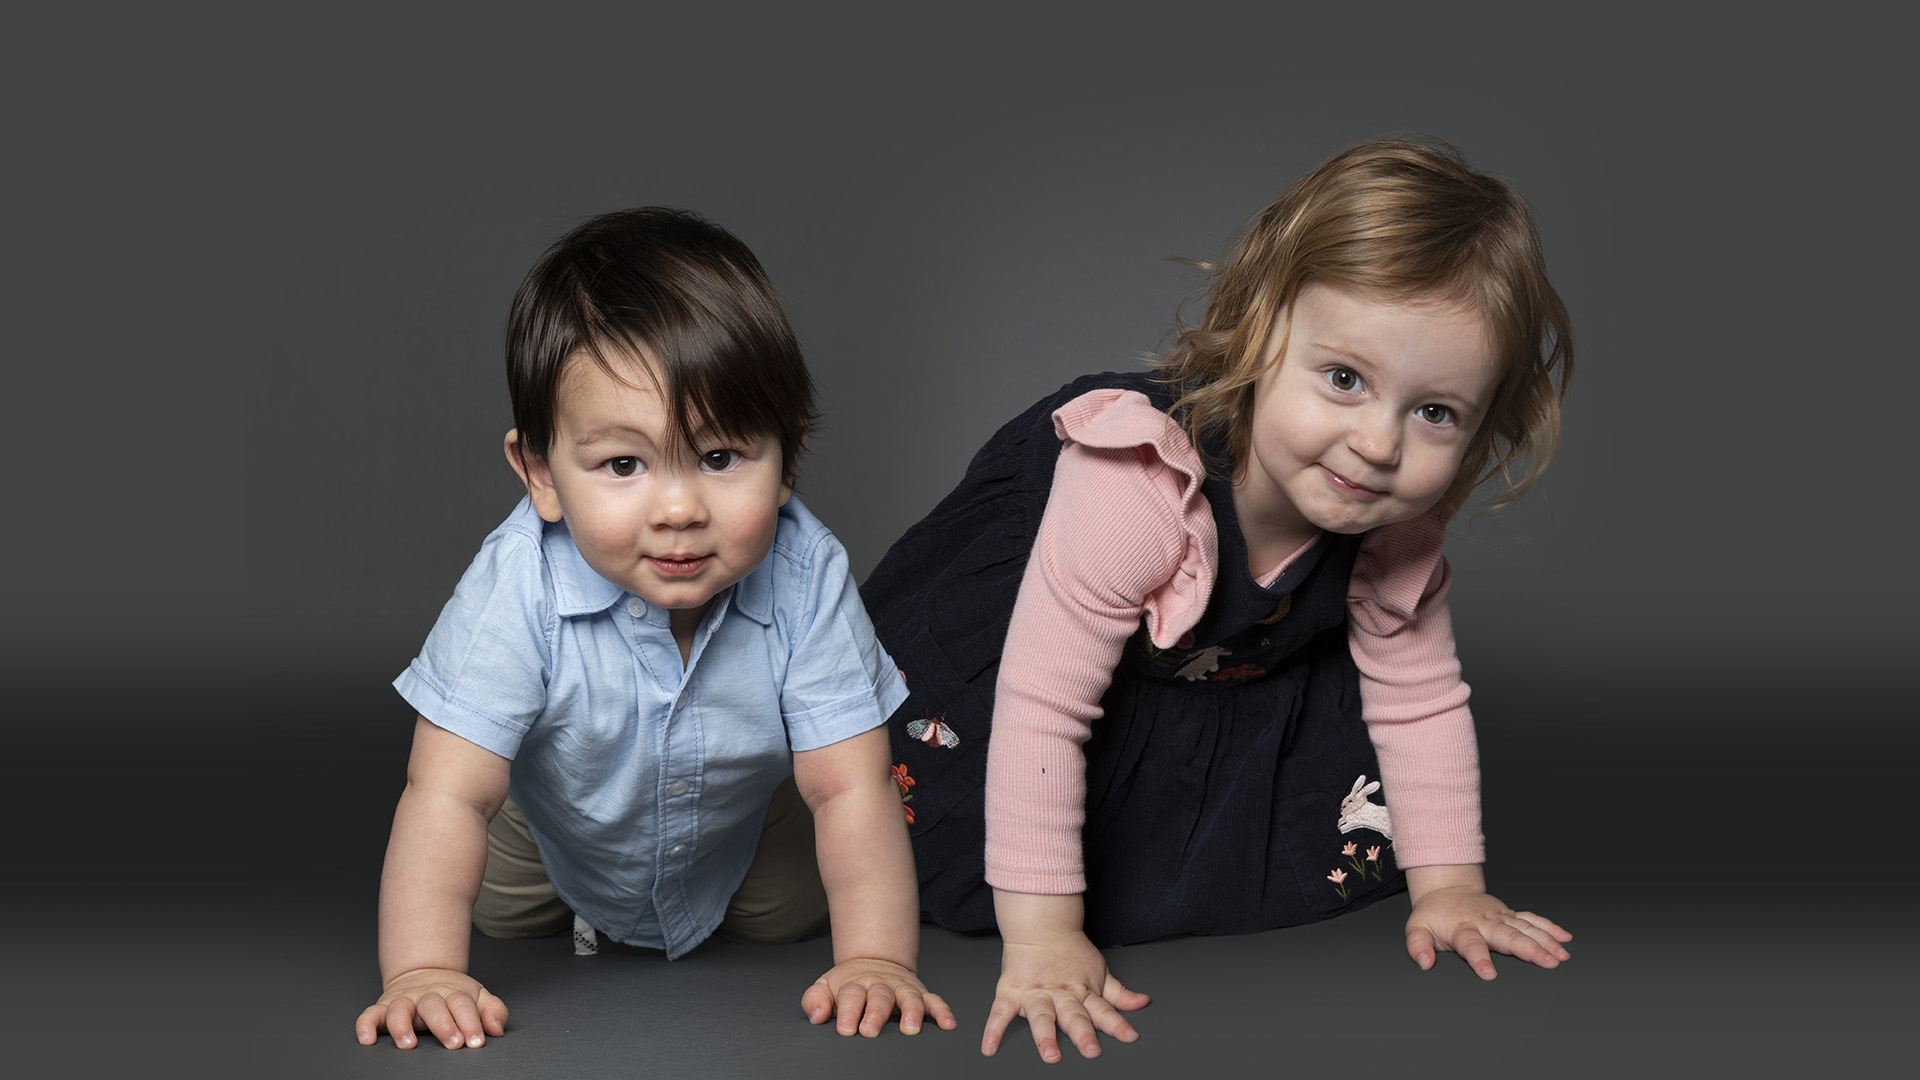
[1318,464,1385,501]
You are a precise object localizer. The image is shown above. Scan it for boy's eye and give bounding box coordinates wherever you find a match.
[1326,368,1361,392]
[699,448,742,473]
[1416,404,1455,426]
[606,457,641,477]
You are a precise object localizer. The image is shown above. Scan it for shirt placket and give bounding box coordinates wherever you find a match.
[646,595,727,956]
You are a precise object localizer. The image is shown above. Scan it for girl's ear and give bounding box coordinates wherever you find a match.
[504,429,565,523]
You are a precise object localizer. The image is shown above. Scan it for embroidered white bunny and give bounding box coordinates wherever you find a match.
[1336,774,1393,841]
[1174,646,1232,681]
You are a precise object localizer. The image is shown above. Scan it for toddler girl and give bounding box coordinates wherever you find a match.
[863,138,1575,1062]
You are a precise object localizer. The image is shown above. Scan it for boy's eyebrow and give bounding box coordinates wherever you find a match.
[571,425,658,449]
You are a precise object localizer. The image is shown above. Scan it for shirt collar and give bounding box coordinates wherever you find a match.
[541,519,624,617]
[540,514,776,626]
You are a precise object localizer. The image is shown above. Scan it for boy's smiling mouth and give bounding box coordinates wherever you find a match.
[646,555,713,576]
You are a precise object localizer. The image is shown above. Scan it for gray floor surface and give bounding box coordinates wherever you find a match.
[8,691,1912,1078]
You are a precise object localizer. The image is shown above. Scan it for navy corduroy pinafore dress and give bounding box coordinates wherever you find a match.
[863,372,1405,947]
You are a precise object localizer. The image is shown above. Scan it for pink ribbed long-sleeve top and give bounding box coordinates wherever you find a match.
[982,389,1486,896]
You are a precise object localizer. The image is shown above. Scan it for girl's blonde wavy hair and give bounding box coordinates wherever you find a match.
[1157,137,1573,514]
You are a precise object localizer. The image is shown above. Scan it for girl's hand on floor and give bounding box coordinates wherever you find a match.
[1405,886,1573,979]
[355,967,508,1049]
[983,930,1148,1062]
[803,957,957,1037]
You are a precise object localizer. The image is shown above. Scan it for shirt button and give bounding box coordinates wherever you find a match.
[672,697,687,713]
[669,844,686,856]
[627,597,645,617]
[667,779,689,797]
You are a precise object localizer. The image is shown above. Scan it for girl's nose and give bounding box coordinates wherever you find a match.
[1349,410,1401,466]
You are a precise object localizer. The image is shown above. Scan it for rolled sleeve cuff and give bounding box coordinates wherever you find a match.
[393,661,530,760]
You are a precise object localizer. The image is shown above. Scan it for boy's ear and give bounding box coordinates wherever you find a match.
[779,426,808,507]
[504,429,565,523]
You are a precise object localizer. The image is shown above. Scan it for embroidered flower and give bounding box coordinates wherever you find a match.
[1327,867,1350,903]
[1341,842,1358,857]
[903,804,915,825]
[1365,846,1380,862]
[891,763,914,797]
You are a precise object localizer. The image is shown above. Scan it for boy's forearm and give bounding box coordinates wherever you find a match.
[377,782,495,983]
[811,778,920,970]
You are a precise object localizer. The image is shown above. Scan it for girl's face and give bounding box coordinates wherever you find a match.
[1234,283,1500,556]
[512,349,792,639]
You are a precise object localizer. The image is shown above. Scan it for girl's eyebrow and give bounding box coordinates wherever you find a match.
[1309,341,1375,367]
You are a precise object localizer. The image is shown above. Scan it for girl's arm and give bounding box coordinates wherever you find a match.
[355,716,511,1050]
[1349,522,1572,975]
[982,411,1205,1060]
[793,726,956,1038]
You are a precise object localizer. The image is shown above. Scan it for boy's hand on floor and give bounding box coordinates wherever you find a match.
[802,957,957,1037]
[356,967,508,1049]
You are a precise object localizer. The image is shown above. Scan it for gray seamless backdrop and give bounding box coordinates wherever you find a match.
[4,3,1912,1077]
[8,6,1909,715]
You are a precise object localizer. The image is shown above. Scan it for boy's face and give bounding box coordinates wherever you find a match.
[511,349,792,634]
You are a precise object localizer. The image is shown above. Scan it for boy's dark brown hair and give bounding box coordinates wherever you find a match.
[1158,137,1574,512]
[506,207,815,485]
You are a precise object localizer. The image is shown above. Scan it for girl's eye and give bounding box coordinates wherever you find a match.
[1326,368,1361,392]
[1416,404,1455,426]
[699,448,742,473]
[606,457,640,478]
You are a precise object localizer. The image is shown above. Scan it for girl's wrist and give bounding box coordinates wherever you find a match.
[991,888,1086,944]
[1404,863,1487,905]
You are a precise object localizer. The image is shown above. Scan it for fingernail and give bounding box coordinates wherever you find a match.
[469,1035,484,1047]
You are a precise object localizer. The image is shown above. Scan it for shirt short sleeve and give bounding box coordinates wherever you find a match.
[393,524,554,760]
[776,525,909,753]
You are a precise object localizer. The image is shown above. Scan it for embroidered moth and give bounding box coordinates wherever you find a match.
[906,716,959,749]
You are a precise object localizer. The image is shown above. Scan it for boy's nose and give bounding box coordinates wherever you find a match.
[650,475,708,529]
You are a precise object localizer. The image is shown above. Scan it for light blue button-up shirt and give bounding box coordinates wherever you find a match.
[395,496,907,958]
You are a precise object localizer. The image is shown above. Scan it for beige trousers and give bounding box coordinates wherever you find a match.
[472,775,829,945]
